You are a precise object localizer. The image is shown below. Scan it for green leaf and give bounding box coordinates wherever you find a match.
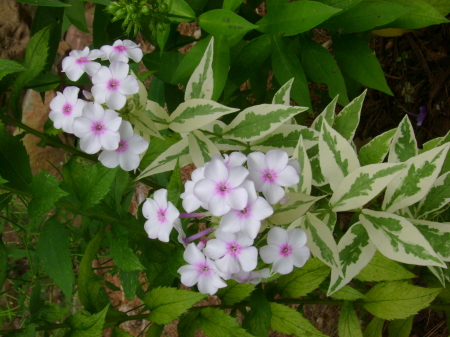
[0,193,12,213]
[363,317,385,337]
[315,0,362,9]
[211,35,230,101]
[143,51,184,85]
[388,316,413,337]
[278,258,330,298]
[112,327,133,337]
[338,301,363,337]
[173,37,211,83]
[330,285,367,300]
[16,0,69,6]
[242,288,271,337]
[416,172,450,218]
[146,324,164,337]
[223,0,243,10]
[356,251,415,282]
[169,0,197,21]
[359,128,396,166]
[215,280,255,305]
[332,33,393,95]
[185,37,214,101]
[36,217,74,298]
[198,9,257,35]
[423,0,450,15]
[196,307,254,337]
[0,59,26,81]
[66,304,109,336]
[110,226,145,271]
[270,302,327,336]
[144,287,206,324]
[0,237,7,291]
[140,133,181,169]
[333,90,366,141]
[120,270,139,301]
[256,1,340,36]
[166,159,183,207]
[388,115,417,163]
[65,0,89,32]
[363,281,440,320]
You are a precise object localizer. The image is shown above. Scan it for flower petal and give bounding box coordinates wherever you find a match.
[220,212,241,233]
[144,220,160,239]
[204,239,227,260]
[126,47,143,62]
[208,194,230,216]
[106,91,126,110]
[288,228,307,248]
[276,165,300,187]
[237,246,258,272]
[92,66,111,85]
[154,189,168,210]
[118,76,139,95]
[62,86,80,105]
[118,151,139,171]
[64,64,84,81]
[259,244,278,264]
[204,158,228,182]
[99,150,120,168]
[142,198,158,218]
[267,227,288,245]
[227,166,248,188]
[72,117,92,138]
[127,134,149,154]
[193,179,216,203]
[109,61,129,80]
[184,243,206,265]
[80,133,102,154]
[262,183,285,204]
[82,61,101,77]
[291,246,310,268]
[178,265,199,287]
[266,149,289,172]
[250,196,273,221]
[225,187,247,210]
[49,92,66,111]
[91,85,107,104]
[273,256,293,275]
[100,130,120,151]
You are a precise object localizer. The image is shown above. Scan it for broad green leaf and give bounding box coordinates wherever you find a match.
[319,120,360,191]
[28,172,69,219]
[416,172,450,218]
[272,78,294,105]
[144,287,206,324]
[360,209,445,267]
[185,37,214,101]
[66,304,109,337]
[321,0,413,32]
[174,37,211,83]
[120,270,139,301]
[65,0,89,32]
[146,324,164,337]
[112,327,133,337]
[197,307,253,337]
[188,130,220,167]
[424,0,450,15]
[0,59,26,80]
[270,193,325,225]
[211,35,230,101]
[421,136,443,153]
[311,95,338,134]
[328,223,376,295]
[290,136,313,194]
[278,258,330,298]
[333,90,366,141]
[166,159,183,207]
[388,316,413,337]
[356,251,416,282]
[257,1,340,36]
[156,23,170,53]
[223,104,307,142]
[338,301,363,337]
[0,238,7,291]
[383,144,449,213]
[169,0,197,22]
[110,226,145,271]
[410,218,450,261]
[16,0,69,5]
[270,303,327,337]
[145,99,170,130]
[330,285,367,300]
[359,128,396,166]
[242,288,271,337]
[332,33,393,95]
[388,115,418,163]
[198,9,257,35]
[297,35,349,106]
[315,0,362,9]
[216,280,255,305]
[143,51,184,85]
[169,99,238,133]
[36,217,74,299]
[330,163,407,212]
[363,281,440,320]
[223,0,243,11]
[363,317,385,337]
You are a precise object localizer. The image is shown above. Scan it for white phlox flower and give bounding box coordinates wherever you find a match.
[100,39,143,63]
[203,230,258,275]
[62,46,103,81]
[220,180,273,239]
[232,268,270,285]
[98,120,149,171]
[143,189,180,242]
[49,87,86,133]
[180,167,207,213]
[91,61,139,110]
[212,152,247,169]
[194,157,249,216]
[247,149,300,204]
[259,227,310,275]
[177,243,227,295]
[73,102,122,154]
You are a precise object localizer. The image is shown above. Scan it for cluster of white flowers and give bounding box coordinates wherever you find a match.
[48,40,148,171]
[142,149,311,295]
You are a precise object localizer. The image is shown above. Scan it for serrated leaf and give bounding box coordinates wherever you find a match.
[66,304,109,336]
[356,251,415,282]
[272,78,294,105]
[0,59,26,81]
[416,172,450,218]
[333,90,366,141]
[216,280,255,305]
[330,285,367,300]
[359,128,396,166]
[363,281,440,320]
[242,288,271,337]
[196,307,253,337]
[270,193,325,225]
[363,317,385,337]
[120,270,139,301]
[410,218,450,261]
[338,301,363,337]
[110,226,145,271]
[185,37,214,101]
[199,9,257,36]
[388,115,418,163]
[388,316,413,337]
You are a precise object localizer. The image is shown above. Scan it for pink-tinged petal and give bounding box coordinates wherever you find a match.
[276,165,300,187]
[227,166,249,188]
[80,133,102,154]
[267,227,288,245]
[237,247,258,272]
[73,100,86,117]
[144,220,160,239]
[64,64,84,81]
[154,189,168,210]
[49,92,66,111]
[288,228,307,248]
[216,254,240,274]
[259,244,278,264]
[142,198,158,218]
[110,52,129,63]
[194,179,216,203]
[166,202,180,223]
[72,117,92,138]
[118,75,139,95]
[240,218,261,239]
[241,180,257,204]
[208,194,231,216]
[118,120,134,140]
[204,239,227,260]
[109,61,129,80]
[92,66,111,85]
[62,56,76,70]
[292,246,310,268]
[211,273,227,289]
[178,265,199,287]
[122,39,137,47]
[106,91,126,110]
[227,152,247,167]
[158,224,172,242]
[235,232,253,247]
[62,86,80,105]
[266,149,289,172]
[80,46,90,56]
[61,117,75,133]
[262,183,285,204]
[100,45,114,60]
[198,276,218,295]
[251,197,273,221]
[225,187,247,211]
[220,212,241,233]
[113,40,124,46]
[100,131,120,151]
[273,256,294,275]
[82,61,101,77]
[49,111,64,128]
[69,48,86,58]
[118,151,140,171]
[91,85,107,104]
[126,47,143,62]
[204,158,228,182]
[127,134,149,154]
[184,243,206,265]
[88,49,104,59]
[247,152,267,171]
[214,229,236,242]
[99,150,120,168]
[103,110,121,131]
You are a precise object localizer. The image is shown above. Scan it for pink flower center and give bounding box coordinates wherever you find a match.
[116,140,128,153]
[91,122,105,135]
[197,262,212,276]
[237,206,251,219]
[279,244,293,257]
[262,169,277,183]
[215,182,230,196]
[107,79,120,91]
[157,209,167,223]
[76,57,90,65]
[62,103,73,116]
[114,45,127,53]
[227,242,241,256]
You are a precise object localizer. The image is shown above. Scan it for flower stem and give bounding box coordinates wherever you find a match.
[183,227,215,244]
[179,212,205,218]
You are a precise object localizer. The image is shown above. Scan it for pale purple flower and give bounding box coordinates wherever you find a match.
[259,227,310,275]
[100,39,143,63]
[194,157,249,216]
[203,230,258,275]
[91,61,139,110]
[143,189,180,242]
[232,268,270,285]
[247,150,299,204]
[177,243,227,295]
[212,152,247,169]
[181,167,207,212]
[62,47,103,81]
[220,180,273,239]
[49,87,86,133]
[406,106,427,126]
[72,102,122,154]
[98,120,149,171]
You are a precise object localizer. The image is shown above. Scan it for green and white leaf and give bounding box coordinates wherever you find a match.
[200,120,247,151]
[223,104,308,142]
[359,128,396,166]
[188,130,221,168]
[319,120,360,191]
[330,163,407,212]
[388,115,418,163]
[360,209,445,267]
[333,90,366,141]
[185,37,214,101]
[416,171,450,218]
[409,218,450,261]
[427,265,446,286]
[312,211,337,232]
[289,135,312,194]
[338,301,363,337]
[272,78,294,105]
[270,193,325,225]
[145,99,170,130]
[311,155,328,186]
[420,136,443,153]
[383,144,450,213]
[311,95,338,132]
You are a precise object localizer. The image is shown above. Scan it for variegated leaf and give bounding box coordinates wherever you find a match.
[185,37,214,101]
[383,144,450,213]
[222,104,308,142]
[188,130,220,167]
[200,121,247,151]
[319,120,360,191]
[358,128,396,166]
[145,100,170,130]
[428,266,446,286]
[409,218,450,262]
[388,115,418,163]
[420,137,443,154]
[300,213,342,274]
[169,99,239,133]
[328,222,376,295]
[332,90,366,141]
[272,78,294,105]
[288,136,312,194]
[137,138,191,179]
[313,211,337,232]
[416,172,450,218]
[269,193,325,225]
[360,210,445,267]
[330,163,407,212]
[310,155,327,187]
[311,95,338,132]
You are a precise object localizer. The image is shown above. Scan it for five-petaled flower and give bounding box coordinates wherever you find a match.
[62,47,103,81]
[100,39,143,63]
[49,87,86,133]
